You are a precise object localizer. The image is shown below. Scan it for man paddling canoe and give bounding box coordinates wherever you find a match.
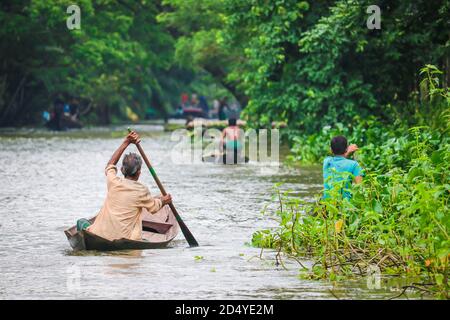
[76,131,172,241]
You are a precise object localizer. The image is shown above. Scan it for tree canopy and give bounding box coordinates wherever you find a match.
[1,0,448,128]
[0,0,195,125]
[162,0,449,132]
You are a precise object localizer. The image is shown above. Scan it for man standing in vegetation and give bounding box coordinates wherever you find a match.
[323,136,363,199]
[218,97,229,120]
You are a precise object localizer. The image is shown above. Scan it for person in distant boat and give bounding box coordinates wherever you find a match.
[69,99,80,121]
[323,135,363,199]
[221,118,243,163]
[212,99,220,118]
[175,105,184,117]
[191,93,199,108]
[76,131,172,241]
[218,97,229,120]
[198,95,209,118]
[50,98,64,131]
[181,93,189,108]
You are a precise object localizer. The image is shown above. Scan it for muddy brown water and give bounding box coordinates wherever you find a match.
[0,124,419,299]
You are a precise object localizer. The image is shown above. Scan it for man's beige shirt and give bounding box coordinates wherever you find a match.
[88,164,162,240]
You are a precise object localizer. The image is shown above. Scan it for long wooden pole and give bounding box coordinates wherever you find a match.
[129,128,199,247]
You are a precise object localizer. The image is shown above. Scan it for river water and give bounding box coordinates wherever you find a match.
[0,124,412,299]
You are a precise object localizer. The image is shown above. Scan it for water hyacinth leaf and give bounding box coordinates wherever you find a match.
[431,150,444,164]
[374,201,383,214]
[435,274,444,286]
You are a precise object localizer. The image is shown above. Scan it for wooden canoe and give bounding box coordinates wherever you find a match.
[64,206,179,251]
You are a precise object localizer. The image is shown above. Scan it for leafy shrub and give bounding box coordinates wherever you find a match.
[253,67,449,298]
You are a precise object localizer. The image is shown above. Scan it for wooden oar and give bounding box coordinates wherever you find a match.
[128,128,199,247]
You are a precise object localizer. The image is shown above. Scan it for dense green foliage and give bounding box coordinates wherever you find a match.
[252,68,449,298]
[162,0,449,133]
[0,0,215,125]
[2,1,449,127]
[288,65,450,164]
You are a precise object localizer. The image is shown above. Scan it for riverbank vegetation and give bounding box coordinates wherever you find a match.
[252,66,449,298]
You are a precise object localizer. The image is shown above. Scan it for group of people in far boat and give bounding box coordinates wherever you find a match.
[175,93,241,120]
[43,98,82,131]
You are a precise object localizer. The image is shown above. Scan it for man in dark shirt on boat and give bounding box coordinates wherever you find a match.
[76,131,172,240]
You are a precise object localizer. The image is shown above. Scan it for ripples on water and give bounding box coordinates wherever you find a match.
[0,125,410,299]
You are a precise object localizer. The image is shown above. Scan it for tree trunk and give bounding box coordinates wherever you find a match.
[0,75,27,124]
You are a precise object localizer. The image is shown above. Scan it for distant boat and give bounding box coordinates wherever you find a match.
[45,114,83,131]
[172,106,207,119]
